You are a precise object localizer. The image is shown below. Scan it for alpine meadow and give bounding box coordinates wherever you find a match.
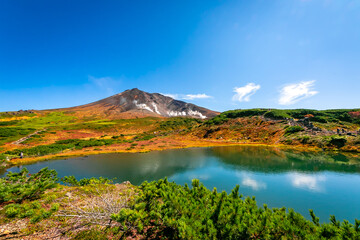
[1,1,360,239]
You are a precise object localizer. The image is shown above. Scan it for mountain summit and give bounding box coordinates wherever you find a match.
[64,88,218,119]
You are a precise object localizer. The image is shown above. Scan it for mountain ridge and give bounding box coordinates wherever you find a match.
[54,88,219,119]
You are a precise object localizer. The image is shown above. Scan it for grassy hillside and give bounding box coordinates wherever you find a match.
[206,108,360,125]
[199,108,360,150]
[1,109,360,169]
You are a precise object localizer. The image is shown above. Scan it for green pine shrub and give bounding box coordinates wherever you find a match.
[0,127,35,137]
[3,200,57,223]
[264,110,291,120]
[0,167,58,203]
[159,117,202,130]
[0,120,19,126]
[112,178,360,239]
[61,175,111,186]
[328,136,347,148]
[285,126,304,135]
[5,138,119,157]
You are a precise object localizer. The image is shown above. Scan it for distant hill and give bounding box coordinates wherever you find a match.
[53,88,219,119]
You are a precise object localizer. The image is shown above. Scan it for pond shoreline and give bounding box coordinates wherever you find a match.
[3,139,359,172]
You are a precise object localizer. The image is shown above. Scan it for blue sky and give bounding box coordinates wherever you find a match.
[1,0,360,112]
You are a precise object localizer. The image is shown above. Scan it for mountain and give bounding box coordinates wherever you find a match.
[60,88,219,119]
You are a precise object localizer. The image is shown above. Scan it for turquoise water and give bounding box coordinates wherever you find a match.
[2,146,360,222]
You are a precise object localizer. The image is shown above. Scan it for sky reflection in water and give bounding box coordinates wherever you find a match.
[2,146,360,222]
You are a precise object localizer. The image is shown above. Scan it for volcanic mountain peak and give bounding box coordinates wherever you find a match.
[67,88,218,119]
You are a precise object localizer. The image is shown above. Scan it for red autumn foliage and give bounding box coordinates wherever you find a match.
[349,111,360,119]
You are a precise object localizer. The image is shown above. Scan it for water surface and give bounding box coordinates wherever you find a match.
[2,146,360,222]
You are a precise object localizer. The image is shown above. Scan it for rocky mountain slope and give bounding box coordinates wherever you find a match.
[59,88,218,119]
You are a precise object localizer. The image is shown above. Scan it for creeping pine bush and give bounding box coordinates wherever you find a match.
[0,120,19,126]
[204,108,360,125]
[113,179,360,239]
[4,201,59,223]
[264,110,291,120]
[285,126,304,135]
[159,118,202,130]
[5,138,116,157]
[61,175,111,186]
[328,136,347,148]
[0,127,35,137]
[0,167,58,203]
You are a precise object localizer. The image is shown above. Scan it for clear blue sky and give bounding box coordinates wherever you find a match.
[1,0,359,112]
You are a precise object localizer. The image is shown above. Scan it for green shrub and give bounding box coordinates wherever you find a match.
[4,202,60,223]
[4,204,21,217]
[73,230,110,240]
[206,109,268,126]
[338,113,353,122]
[0,153,7,161]
[206,108,360,126]
[328,136,347,148]
[264,110,291,120]
[5,138,118,157]
[204,116,228,125]
[0,120,19,126]
[61,175,111,186]
[285,126,304,135]
[112,135,122,139]
[0,127,35,137]
[159,118,202,130]
[134,134,156,141]
[310,116,328,123]
[0,167,58,203]
[113,178,360,239]
[224,109,268,118]
[299,136,311,144]
[74,139,114,150]
[5,143,74,157]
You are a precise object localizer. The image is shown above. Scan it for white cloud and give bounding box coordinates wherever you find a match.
[232,83,261,102]
[289,173,326,192]
[183,94,212,100]
[162,93,180,99]
[162,93,213,101]
[241,176,266,191]
[278,80,318,105]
